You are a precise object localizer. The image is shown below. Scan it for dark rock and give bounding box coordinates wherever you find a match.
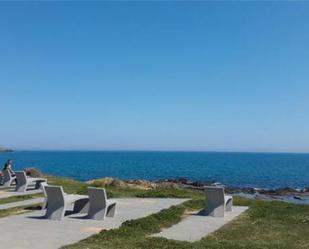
[191,181,212,187]
[258,189,276,195]
[110,179,126,188]
[293,195,304,200]
[160,178,189,184]
[242,188,256,194]
[156,181,179,188]
[174,178,190,184]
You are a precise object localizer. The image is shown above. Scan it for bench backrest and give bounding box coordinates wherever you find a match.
[204,186,225,205]
[15,171,27,186]
[44,185,65,206]
[0,170,3,184]
[88,187,107,208]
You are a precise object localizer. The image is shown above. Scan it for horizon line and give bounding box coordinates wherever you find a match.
[6,149,309,155]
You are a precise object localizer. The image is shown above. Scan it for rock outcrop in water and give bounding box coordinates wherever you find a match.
[0,147,14,152]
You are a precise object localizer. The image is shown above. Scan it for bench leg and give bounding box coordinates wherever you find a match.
[45,203,66,221]
[225,198,233,212]
[35,180,45,189]
[204,203,225,217]
[73,199,89,214]
[15,182,27,192]
[3,181,10,187]
[106,203,116,217]
[4,179,14,187]
[88,205,107,220]
[41,199,47,210]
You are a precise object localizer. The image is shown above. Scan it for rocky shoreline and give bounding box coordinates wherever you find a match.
[159,178,308,195]
[87,177,309,204]
[19,167,309,205]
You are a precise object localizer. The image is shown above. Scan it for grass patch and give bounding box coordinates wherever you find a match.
[0,205,41,219]
[46,176,89,194]
[0,194,41,205]
[136,187,203,199]
[103,186,204,199]
[46,175,204,199]
[0,188,43,207]
[0,207,28,218]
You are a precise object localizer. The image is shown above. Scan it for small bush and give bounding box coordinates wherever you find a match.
[23,167,43,177]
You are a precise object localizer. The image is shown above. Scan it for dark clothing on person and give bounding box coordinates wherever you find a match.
[2,161,15,176]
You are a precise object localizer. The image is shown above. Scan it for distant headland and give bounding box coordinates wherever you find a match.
[0,147,14,152]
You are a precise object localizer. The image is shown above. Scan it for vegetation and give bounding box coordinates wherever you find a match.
[0,206,29,218]
[0,194,41,205]
[46,175,203,199]
[46,176,89,194]
[0,205,41,218]
[0,194,43,218]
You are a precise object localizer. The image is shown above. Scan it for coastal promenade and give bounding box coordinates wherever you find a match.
[0,198,187,249]
[0,188,42,198]
[0,197,44,210]
[0,174,307,249]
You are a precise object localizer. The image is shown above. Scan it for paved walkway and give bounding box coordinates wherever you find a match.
[0,188,42,199]
[0,198,188,249]
[153,206,249,242]
[0,197,44,210]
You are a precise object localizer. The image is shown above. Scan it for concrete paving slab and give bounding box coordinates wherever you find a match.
[152,206,249,242]
[0,198,188,249]
[0,188,42,199]
[0,197,44,210]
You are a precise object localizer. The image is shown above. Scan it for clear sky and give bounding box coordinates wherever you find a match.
[1,2,309,152]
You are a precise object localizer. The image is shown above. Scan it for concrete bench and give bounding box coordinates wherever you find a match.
[2,169,16,187]
[44,185,89,221]
[15,171,47,192]
[204,186,233,217]
[87,187,116,220]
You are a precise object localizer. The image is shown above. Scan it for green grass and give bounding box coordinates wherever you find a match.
[0,205,42,218]
[0,193,43,218]
[46,176,89,194]
[103,186,203,199]
[46,175,204,199]
[0,207,27,218]
[136,187,203,199]
[0,194,42,205]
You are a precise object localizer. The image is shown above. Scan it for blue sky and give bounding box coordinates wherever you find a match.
[1,2,309,152]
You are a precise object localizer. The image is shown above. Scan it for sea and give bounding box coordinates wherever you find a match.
[1,151,308,189]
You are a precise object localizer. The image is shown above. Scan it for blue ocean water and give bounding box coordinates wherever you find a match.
[0,151,308,189]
